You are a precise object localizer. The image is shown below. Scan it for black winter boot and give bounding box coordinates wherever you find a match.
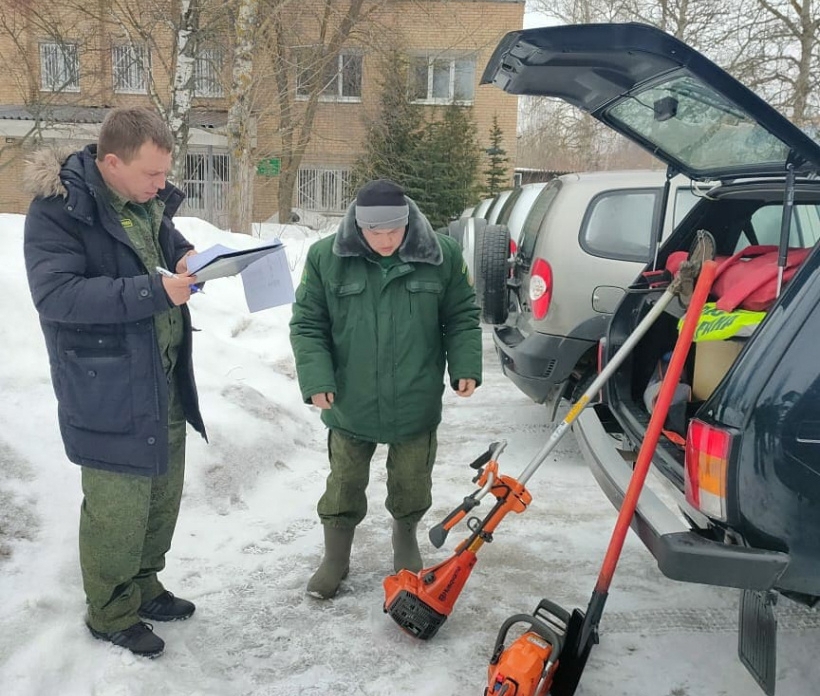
[307,526,355,599]
[138,591,196,621]
[87,621,165,658]
[392,518,423,573]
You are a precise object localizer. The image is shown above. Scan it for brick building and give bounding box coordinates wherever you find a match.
[0,1,523,226]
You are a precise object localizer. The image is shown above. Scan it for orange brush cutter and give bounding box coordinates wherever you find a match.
[383,441,530,639]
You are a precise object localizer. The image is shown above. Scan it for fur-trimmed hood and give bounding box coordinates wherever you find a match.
[333,196,443,265]
[22,146,76,199]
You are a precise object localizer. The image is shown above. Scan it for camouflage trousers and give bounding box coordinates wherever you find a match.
[318,428,438,529]
[80,392,187,633]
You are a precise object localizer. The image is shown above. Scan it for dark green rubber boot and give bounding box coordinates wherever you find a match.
[392,519,423,573]
[306,526,355,599]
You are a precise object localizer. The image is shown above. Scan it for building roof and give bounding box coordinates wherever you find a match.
[0,105,227,129]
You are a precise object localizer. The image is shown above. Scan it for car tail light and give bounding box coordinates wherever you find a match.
[529,258,553,320]
[685,419,731,521]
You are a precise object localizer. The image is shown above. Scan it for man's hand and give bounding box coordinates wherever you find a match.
[161,273,198,306]
[310,392,335,409]
[455,378,477,397]
[175,249,197,274]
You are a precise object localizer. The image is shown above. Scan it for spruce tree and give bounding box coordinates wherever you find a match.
[484,114,510,196]
[417,104,481,228]
[356,56,482,229]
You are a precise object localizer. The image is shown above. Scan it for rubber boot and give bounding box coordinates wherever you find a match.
[306,526,354,599]
[392,519,423,573]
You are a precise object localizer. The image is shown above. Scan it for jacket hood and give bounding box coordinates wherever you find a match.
[333,196,443,265]
[22,147,76,198]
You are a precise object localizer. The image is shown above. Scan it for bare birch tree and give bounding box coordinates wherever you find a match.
[226,0,258,233]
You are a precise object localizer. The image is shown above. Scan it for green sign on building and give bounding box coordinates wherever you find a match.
[257,157,281,177]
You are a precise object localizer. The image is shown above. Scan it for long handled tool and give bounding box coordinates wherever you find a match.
[383,236,715,642]
[486,251,719,696]
[546,255,718,696]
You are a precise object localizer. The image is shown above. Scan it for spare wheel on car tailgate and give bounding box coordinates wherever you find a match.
[475,223,510,324]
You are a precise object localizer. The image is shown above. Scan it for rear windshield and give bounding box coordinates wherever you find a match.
[607,73,790,178]
[496,187,523,227]
[517,181,561,262]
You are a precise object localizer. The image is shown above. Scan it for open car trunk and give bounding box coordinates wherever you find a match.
[602,182,820,503]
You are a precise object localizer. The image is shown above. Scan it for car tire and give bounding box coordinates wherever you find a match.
[475,223,510,325]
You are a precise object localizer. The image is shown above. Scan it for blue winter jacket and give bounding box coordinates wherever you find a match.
[23,145,206,476]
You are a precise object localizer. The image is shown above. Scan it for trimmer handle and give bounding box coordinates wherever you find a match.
[429,495,480,548]
[469,442,499,470]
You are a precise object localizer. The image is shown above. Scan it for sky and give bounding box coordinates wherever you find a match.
[0,212,817,696]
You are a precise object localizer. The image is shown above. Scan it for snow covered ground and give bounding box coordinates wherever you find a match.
[0,212,817,696]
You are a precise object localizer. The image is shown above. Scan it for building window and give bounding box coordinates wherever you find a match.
[296,50,362,101]
[40,42,80,92]
[194,47,224,97]
[411,55,475,104]
[297,167,353,213]
[112,44,148,94]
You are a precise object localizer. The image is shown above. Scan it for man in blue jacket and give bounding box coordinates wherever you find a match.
[23,107,206,658]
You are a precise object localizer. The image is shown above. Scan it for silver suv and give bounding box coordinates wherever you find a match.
[489,169,698,419]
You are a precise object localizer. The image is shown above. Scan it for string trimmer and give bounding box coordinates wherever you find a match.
[383,232,717,644]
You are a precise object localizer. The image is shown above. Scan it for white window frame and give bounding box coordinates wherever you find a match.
[411,54,475,105]
[40,42,80,93]
[194,47,225,98]
[296,50,362,103]
[112,43,148,94]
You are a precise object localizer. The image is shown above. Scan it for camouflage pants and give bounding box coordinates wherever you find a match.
[318,428,438,529]
[80,391,187,633]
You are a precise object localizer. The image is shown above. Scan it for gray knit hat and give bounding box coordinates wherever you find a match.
[355,179,409,231]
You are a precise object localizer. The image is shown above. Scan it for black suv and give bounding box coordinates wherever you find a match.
[483,22,820,695]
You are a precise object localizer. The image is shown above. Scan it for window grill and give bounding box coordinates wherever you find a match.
[194,47,225,97]
[297,167,353,213]
[40,42,80,92]
[112,44,148,94]
[179,150,231,225]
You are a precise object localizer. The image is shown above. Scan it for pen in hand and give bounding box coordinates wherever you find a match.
[155,266,202,296]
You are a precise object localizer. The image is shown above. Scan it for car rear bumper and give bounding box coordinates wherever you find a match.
[493,325,593,403]
[574,405,790,591]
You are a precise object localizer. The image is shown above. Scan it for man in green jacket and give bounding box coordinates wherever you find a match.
[290,179,482,599]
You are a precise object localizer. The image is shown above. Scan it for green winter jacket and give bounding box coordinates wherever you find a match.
[289,198,482,443]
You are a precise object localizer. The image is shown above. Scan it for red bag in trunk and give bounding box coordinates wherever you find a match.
[711,244,811,312]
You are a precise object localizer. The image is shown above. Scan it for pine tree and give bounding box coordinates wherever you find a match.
[484,114,510,196]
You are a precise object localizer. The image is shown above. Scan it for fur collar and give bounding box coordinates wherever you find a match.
[22,147,77,198]
[333,197,443,265]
